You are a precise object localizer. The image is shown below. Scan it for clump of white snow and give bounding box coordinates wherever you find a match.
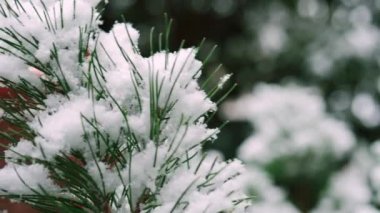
[0,0,249,212]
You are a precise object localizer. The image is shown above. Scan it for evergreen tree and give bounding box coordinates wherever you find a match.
[0,1,249,212]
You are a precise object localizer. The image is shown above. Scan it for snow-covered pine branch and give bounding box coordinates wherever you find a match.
[0,0,249,212]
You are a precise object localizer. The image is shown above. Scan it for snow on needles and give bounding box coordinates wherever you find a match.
[0,0,249,212]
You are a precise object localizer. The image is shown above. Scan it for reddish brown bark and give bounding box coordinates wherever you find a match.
[0,87,111,212]
[0,88,39,213]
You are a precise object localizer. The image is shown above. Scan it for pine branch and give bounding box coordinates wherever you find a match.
[0,1,250,212]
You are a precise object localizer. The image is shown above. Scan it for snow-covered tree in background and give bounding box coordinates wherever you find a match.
[0,0,249,212]
[313,138,380,213]
[224,83,355,174]
[223,83,356,212]
[312,146,377,213]
[228,0,380,132]
[312,139,380,213]
[243,166,299,213]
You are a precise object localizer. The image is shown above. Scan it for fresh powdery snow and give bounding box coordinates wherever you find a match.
[0,0,249,212]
